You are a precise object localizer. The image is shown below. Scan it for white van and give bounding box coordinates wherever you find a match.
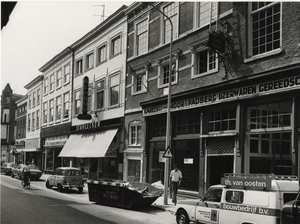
[175,173,299,224]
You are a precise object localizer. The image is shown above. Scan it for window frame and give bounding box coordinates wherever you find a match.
[208,108,237,133]
[109,72,120,107]
[97,43,107,65]
[64,64,70,84]
[37,89,40,105]
[32,92,36,107]
[96,79,105,110]
[132,69,148,95]
[44,78,48,95]
[74,89,82,115]
[43,102,48,124]
[49,99,54,123]
[27,114,31,131]
[56,95,62,121]
[135,17,149,56]
[247,2,282,60]
[161,2,179,44]
[50,73,55,92]
[56,69,62,89]
[63,92,69,120]
[158,59,178,89]
[75,58,83,76]
[86,51,94,71]
[194,2,218,29]
[129,121,142,146]
[111,34,122,57]
[36,110,40,129]
[32,112,35,130]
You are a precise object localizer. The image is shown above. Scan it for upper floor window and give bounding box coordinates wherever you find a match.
[36,110,40,129]
[96,79,105,110]
[97,44,107,64]
[111,35,121,56]
[208,109,236,132]
[32,112,35,130]
[50,74,55,92]
[63,92,69,119]
[158,60,178,88]
[196,2,218,28]
[43,102,48,124]
[2,109,9,123]
[49,99,54,122]
[86,52,94,70]
[56,69,62,88]
[56,96,61,121]
[5,96,10,103]
[192,48,218,78]
[28,95,31,108]
[163,2,178,44]
[88,84,93,112]
[64,64,70,84]
[37,89,40,105]
[32,92,36,107]
[27,114,31,131]
[136,19,148,55]
[75,90,81,115]
[109,73,120,106]
[44,78,48,94]
[76,58,83,75]
[129,121,142,145]
[132,72,147,95]
[249,2,281,57]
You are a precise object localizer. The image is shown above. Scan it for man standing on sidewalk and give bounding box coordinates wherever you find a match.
[170,164,182,205]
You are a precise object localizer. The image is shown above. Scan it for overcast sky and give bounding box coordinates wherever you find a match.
[1,1,133,95]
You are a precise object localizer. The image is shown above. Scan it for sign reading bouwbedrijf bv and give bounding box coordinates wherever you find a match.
[143,75,300,116]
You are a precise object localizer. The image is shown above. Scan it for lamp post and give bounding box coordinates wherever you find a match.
[149,3,173,205]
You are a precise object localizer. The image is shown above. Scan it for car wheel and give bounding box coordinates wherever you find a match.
[46,181,52,189]
[78,187,83,193]
[176,209,190,224]
[57,184,63,192]
[11,173,14,178]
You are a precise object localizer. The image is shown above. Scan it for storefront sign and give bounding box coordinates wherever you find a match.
[143,75,300,116]
[184,158,194,164]
[44,135,68,147]
[26,138,40,148]
[75,120,101,131]
[221,177,271,189]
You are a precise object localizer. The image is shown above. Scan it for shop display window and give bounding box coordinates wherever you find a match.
[127,160,141,182]
[150,117,166,138]
[46,150,53,171]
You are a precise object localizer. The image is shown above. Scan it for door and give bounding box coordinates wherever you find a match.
[196,187,222,224]
[208,156,233,186]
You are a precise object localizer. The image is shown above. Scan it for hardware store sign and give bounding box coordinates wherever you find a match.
[143,75,300,116]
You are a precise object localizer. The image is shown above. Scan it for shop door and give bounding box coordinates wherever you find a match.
[208,156,233,186]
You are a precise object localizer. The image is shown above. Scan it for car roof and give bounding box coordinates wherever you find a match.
[55,167,80,170]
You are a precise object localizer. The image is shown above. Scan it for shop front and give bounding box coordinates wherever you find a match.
[58,121,122,180]
[24,138,42,169]
[142,72,300,196]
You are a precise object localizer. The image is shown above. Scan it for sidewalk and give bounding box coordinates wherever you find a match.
[39,173,198,214]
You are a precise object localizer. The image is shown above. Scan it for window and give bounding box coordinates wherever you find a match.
[27,114,31,131]
[151,116,166,138]
[32,92,36,107]
[64,64,70,84]
[86,52,94,70]
[129,122,142,145]
[49,99,54,122]
[158,61,178,87]
[63,92,69,119]
[96,80,105,109]
[97,44,107,64]
[37,89,40,105]
[194,49,218,77]
[133,72,147,94]
[56,96,61,121]
[225,190,244,204]
[2,109,9,123]
[109,73,120,106]
[56,69,62,88]
[249,2,281,56]
[196,2,218,28]
[5,96,10,103]
[32,112,35,130]
[28,95,31,108]
[209,109,236,132]
[76,59,83,75]
[36,110,40,129]
[50,74,55,92]
[111,35,121,56]
[136,19,148,55]
[75,90,81,115]
[44,78,48,94]
[88,84,93,112]
[176,114,200,135]
[202,188,222,202]
[163,3,178,43]
[43,102,48,124]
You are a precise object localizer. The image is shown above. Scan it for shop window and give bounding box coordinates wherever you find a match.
[151,117,166,138]
[163,2,178,44]
[208,109,236,132]
[248,2,281,57]
[109,73,120,106]
[128,160,141,182]
[136,18,148,56]
[247,101,291,130]
[96,79,105,109]
[129,121,142,145]
[175,114,200,135]
[46,150,54,171]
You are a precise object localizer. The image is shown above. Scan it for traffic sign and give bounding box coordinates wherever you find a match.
[163,146,172,158]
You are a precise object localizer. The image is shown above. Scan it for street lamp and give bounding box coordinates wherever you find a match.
[148,3,173,205]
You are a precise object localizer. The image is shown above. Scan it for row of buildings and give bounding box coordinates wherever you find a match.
[2,2,300,196]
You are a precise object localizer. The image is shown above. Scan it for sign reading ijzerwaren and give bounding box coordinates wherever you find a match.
[221,177,272,189]
[143,75,300,116]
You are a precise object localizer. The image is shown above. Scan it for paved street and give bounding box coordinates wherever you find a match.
[1,174,177,224]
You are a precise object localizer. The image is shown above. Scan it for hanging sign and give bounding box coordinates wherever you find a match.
[163,146,172,158]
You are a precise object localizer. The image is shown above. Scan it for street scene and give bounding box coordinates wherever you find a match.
[1,1,300,224]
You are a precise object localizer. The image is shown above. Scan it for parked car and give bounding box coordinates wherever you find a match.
[11,164,42,180]
[45,167,84,193]
[2,162,17,175]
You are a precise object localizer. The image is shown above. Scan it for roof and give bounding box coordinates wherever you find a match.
[55,167,80,170]
[24,75,43,89]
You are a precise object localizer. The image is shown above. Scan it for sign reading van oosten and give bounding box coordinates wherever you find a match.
[221,177,271,189]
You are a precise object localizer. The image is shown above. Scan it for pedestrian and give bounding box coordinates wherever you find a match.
[169,164,182,205]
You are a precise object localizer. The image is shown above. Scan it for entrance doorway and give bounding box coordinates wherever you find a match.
[207,155,233,187]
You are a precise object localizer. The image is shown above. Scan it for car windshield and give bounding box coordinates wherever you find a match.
[28,164,38,169]
[62,170,81,176]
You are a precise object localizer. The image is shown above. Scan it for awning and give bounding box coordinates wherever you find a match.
[58,128,118,158]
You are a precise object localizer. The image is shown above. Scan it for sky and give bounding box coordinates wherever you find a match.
[1,1,133,95]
